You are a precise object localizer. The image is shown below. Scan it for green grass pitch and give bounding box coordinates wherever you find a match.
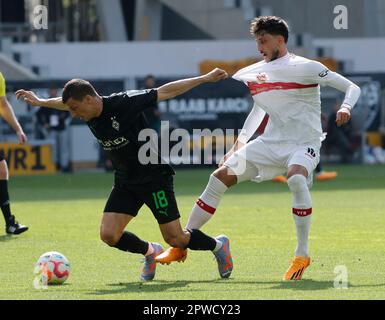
[1,165,385,300]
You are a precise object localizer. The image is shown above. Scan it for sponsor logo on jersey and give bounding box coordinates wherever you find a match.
[98,136,129,150]
[255,72,269,83]
[318,69,329,77]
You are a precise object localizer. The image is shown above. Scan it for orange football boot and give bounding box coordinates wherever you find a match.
[315,171,337,181]
[155,247,188,264]
[272,175,288,183]
[283,256,311,280]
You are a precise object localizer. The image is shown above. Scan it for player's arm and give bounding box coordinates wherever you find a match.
[0,96,27,144]
[15,89,69,111]
[310,62,361,126]
[157,68,228,102]
[323,73,360,127]
[219,103,266,167]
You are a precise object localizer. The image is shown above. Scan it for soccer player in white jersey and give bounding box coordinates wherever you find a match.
[156,16,361,280]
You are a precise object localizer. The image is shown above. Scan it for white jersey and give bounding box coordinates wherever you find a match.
[233,52,360,146]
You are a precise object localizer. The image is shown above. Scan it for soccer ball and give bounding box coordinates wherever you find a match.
[35,251,70,285]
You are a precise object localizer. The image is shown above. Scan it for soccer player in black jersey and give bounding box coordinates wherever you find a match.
[15,68,234,280]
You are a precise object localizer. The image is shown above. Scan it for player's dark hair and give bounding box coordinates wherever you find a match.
[250,16,289,43]
[62,79,98,103]
[145,74,155,81]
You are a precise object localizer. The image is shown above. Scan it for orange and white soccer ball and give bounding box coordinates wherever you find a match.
[35,251,70,285]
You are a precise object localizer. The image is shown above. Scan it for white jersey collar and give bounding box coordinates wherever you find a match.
[269,51,290,64]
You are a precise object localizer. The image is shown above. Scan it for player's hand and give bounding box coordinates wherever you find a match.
[336,105,351,127]
[15,89,42,106]
[203,68,228,83]
[16,129,27,144]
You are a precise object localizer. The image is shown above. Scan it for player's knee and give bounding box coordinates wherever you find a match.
[287,174,308,193]
[0,161,8,179]
[100,229,119,246]
[307,178,313,190]
[212,169,226,182]
[212,169,236,187]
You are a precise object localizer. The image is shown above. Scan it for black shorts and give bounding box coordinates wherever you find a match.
[104,174,180,224]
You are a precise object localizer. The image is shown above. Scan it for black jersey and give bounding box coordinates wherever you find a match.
[86,89,174,184]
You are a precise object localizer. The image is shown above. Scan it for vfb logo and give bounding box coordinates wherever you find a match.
[333,5,348,30]
[33,5,48,30]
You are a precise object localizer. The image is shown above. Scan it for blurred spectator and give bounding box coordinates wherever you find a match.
[36,88,72,172]
[36,101,50,139]
[313,112,338,181]
[324,102,355,163]
[142,75,161,133]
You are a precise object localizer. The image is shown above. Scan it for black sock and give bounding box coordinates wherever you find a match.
[113,231,149,255]
[186,229,216,251]
[0,180,12,224]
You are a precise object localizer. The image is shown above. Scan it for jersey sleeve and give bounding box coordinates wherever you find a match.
[306,60,361,108]
[305,60,344,86]
[232,62,261,86]
[0,73,6,97]
[123,89,158,116]
[237,102,267,144]
[304,61,334,85]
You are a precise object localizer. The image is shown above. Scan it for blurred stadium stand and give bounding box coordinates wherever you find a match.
[0,0,384,171]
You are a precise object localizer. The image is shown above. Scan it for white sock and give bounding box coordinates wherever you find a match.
[145,242,154,256]
[287,174,312,257]
[213,239,223,252]
[186,174,228,230]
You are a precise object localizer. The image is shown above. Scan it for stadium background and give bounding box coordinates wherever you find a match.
[0,0,385,301]
[1,0,384,172]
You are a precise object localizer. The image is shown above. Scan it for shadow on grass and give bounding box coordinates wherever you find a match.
[278,279,385,290]
[88,279,225,295]
[88,278,385,296]
[0,235,16,242]
[48,282,71,287]
[271,279,339,291]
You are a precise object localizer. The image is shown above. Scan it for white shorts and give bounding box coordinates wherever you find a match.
[223,138,320,184]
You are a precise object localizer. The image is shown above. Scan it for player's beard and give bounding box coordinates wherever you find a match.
[269,48,280,62]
